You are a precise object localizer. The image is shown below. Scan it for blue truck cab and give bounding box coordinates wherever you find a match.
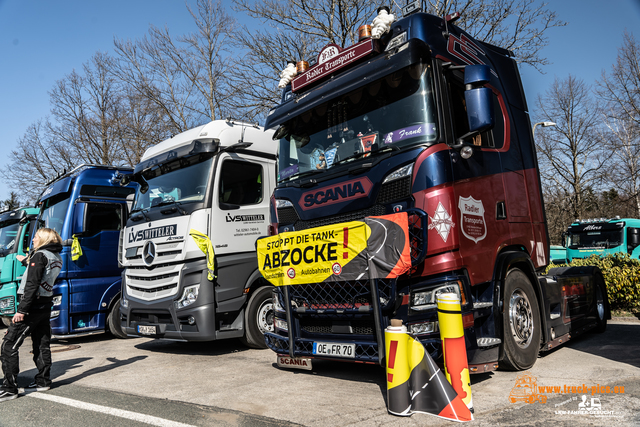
[36,164,137,338]
[565,217,640,261]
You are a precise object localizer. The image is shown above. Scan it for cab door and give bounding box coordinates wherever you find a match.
[209,153,273,304]
[210,153,272,254]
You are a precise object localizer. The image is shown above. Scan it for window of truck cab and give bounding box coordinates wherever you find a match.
[218,159,263,209]
[275,62,438,183]
[39,194,71,235]
[132,154,214,213]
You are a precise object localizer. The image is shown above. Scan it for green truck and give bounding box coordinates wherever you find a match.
[0,207,40,326]
[564,217,640,261]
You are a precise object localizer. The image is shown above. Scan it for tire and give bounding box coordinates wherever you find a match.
[240,286,274,349]
[499,268,541,371]
[1,316,10,328]
[593,274,608,333]
[107,298,129,339]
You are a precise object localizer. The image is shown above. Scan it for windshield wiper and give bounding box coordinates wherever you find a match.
[130,207,150,222]
[157,198,187,215]
[282,168,326,184]
[333,144,400,167]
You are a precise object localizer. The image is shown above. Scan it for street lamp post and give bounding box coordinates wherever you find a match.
[533,121,556,137]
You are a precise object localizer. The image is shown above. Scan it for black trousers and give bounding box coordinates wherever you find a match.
[1,309,52,393]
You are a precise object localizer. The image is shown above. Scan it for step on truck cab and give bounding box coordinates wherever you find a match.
[33,165,137,337]
[119,119,277,347]
[564,217,640,262]
[0,207,39,326]
[261,9,609,371]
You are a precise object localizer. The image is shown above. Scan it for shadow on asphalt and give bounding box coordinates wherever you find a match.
[19,355,148,388]
[538,322,640,369]
[133,337,255,356]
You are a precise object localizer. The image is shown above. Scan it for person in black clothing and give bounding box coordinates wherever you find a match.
[0,228,63,402]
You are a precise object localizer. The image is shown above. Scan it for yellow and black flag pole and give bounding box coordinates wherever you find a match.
[385,319,472,421]
[437,293,473,414]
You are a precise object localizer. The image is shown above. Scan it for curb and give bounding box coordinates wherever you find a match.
[611,316,640,323]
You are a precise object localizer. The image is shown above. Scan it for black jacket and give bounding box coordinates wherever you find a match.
[17,242,63,315]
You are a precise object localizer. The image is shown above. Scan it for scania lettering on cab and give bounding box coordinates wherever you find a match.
[564,217,640,262]
[260,9,609,372]
[34,164,137,337]
[119,119,277,347]
[0,207,39,326]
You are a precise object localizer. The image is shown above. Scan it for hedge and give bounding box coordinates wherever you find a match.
[545,253,640,311]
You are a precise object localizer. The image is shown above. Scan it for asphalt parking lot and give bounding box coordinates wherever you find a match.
[1,318,639,426]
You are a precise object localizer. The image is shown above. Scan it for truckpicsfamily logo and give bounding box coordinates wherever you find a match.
[299,177,373,210]
[458,196,486,243]
[509,372,625,418]
[128,224,177,243]
[225,214,265,222]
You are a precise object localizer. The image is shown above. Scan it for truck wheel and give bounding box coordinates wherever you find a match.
[1,317,10,328]
[240,286,274,349]
[499,268,541,371]
[593,274,608,333]
[107,299,129,339]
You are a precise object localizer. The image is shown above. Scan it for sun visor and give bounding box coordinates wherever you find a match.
[265,39,431,131]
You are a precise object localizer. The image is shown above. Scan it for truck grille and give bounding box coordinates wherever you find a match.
[300,318,374,335]
[288,278,394,312]
[377,176,412,204]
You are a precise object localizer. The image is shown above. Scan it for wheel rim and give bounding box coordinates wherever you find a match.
[509,288,534,348]
[596,285,605,320]
[256,299,274,334]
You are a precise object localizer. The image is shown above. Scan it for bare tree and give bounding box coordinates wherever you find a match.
[535,76,606,220]
[597,31,640,129]
[0,119,72,201]
[422,0,566,71]
[112,0,238,132]
[48,52,125,166]
[231,0,565,120]
[600,116,640,216]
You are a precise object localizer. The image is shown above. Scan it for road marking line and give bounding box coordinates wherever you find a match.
[28,392,196,427]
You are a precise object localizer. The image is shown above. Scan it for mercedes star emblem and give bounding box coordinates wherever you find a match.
[143,241,156,266]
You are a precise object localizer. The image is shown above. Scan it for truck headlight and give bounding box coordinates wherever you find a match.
[174,285,199,309]
[52,295,62,306]
[0,296,14,310]
[382,163,413,184]
[411,281,462,311]
[275,318,288,331]
[272,288,284,312]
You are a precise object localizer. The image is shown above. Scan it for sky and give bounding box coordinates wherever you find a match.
[1,0,639,203]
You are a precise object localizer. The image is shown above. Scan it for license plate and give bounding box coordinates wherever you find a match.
[137,325,157,335]
[277,355,313,370]
[312,342,355,358]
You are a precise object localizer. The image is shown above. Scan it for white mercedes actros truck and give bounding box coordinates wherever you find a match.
[119,119,277,347]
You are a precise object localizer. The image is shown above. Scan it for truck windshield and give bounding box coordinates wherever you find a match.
[39,195,71,235]
[275,62,437,182]
[0,222,20,251]
[132,155,214,211]
[567,229,623,249]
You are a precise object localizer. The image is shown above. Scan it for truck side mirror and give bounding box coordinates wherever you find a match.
[464,65,494,134]
[627,228,640,254]
[72,201,88,236]
[561,232,567,248]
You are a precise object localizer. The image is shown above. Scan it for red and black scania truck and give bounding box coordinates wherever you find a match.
[261,9,609,372]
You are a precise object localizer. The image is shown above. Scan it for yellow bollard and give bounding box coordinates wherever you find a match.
[437,292,473,413]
